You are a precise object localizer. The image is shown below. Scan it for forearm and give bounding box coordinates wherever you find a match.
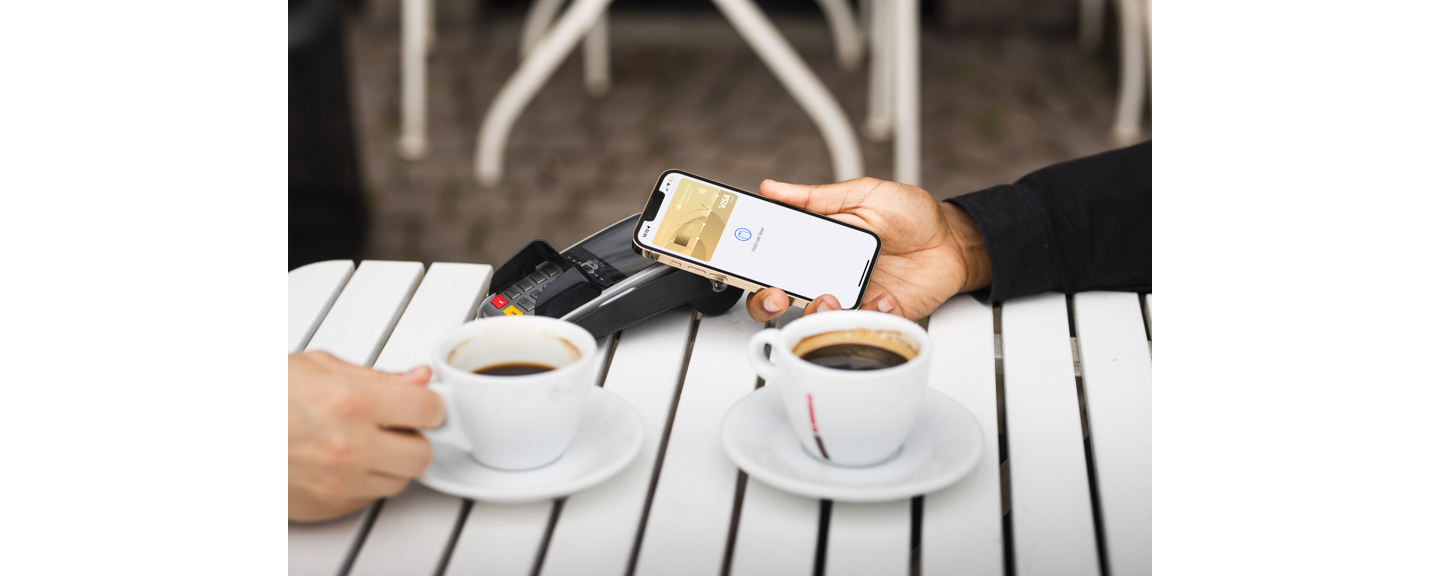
[946,141,1152,301]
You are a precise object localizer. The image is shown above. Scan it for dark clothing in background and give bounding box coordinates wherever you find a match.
[946,141,1151,302]
[290,0,367,270]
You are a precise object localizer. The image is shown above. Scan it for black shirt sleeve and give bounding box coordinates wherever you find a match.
[945,140,1151,302]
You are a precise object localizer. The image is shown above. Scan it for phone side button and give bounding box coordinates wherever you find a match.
[685,266,716,282]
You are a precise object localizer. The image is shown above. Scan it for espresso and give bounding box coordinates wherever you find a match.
[800,343,908,370]
[793,329,918,371]
[473,362,555,376]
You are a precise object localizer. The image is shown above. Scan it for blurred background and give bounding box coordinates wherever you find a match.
[289,0,1149,270]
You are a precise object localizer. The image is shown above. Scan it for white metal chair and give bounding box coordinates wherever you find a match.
[397,0,434,160]
[519,0,864,93]
[1079,0,1151,146]
[861,0,921,186]
[394,0,613,161]
[474,0,869,188]
[520,0,612,97]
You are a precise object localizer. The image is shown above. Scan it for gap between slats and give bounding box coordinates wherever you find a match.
[1139,293,1152,356]
[291,261,356,353]
[623,309,704,576]
[719,314,774,576]
[995,301,1015,576]
[336,502,385,576]
[434,499,472,575]
[1066,295,1111,576]
[531,499,568,576]
[906,316,933,576]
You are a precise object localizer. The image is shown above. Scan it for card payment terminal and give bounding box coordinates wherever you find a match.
[478,214,743,338]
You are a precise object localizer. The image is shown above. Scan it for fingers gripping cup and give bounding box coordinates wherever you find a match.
[748,311,932,467]
[427,316,599,470]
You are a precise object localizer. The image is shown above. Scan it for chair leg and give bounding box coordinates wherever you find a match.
[476,0,616,187]
[892,0,919,186]
[858,0,871,47]
[583,13,611,96]
[1079,0,1105,54]
[1110,0,1147,146]
[814,0,863,71]
[424,0,436,55]
[398,0,429,160]
[520,0,567,59]
[711,0,858,182]
[865,0,893,142]
[711,0,864,182]
[1140,0,1152,104]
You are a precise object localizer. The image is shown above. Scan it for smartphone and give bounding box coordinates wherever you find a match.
[631,170,881,309]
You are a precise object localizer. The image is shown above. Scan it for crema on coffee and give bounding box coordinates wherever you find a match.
[792,329,918,371]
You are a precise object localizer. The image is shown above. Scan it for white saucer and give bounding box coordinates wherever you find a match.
[418,387,643,503]
[722,386,984,502]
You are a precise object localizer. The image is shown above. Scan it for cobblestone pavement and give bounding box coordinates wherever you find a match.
[346,0,1148,266]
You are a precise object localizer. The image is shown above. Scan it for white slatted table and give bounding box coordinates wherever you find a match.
[289,260,1152,576]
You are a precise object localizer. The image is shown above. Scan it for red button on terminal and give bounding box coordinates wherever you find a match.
[490,294,509,309]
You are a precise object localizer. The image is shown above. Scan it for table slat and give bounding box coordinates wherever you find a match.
[445,501,557,575]
[1002,293,1101,576]
[922,295,1005,576]
[539,308,696,576]
[351,485,464,575]
[289,511,377,576]
[348,263,494,576]
[288,260,355,353]
[729,305,821,575]
[827,501,911,576]
[634,300,764,576]
[304,260,425,366]
[370,263,492,374]
[1072,292,1151,576]
[729,480,820,575]
[289,260,425,576]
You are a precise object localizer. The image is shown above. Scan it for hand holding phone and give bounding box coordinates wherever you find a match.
[740,178,993,322]
[633,171,882,310]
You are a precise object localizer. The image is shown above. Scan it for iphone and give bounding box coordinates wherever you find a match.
[632,170,881,309]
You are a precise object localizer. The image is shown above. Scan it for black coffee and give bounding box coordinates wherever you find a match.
[799,343,908,371]
[473,362,555,376]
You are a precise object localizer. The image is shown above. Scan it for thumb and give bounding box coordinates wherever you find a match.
[403,367,429,385]
[399,365,432,385]
[859,292,899,315]
[758,178,875,216]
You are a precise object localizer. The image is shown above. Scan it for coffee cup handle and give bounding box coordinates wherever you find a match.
[748,329,783,382]
[421,381,472,452]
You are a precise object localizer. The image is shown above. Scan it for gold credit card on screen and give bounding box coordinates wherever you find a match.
[653,176,736,261]
[631,170,881,310]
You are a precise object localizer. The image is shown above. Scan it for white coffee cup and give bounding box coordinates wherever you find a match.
[748,311,932,467]
[425,316,599,470]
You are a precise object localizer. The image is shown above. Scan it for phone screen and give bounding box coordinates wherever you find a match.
[634,171,880,308]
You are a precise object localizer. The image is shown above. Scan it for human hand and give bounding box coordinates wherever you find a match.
[289,351,443,522]
[745,177,991,323]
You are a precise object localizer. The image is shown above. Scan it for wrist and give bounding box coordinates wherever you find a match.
[939,201,992,294]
